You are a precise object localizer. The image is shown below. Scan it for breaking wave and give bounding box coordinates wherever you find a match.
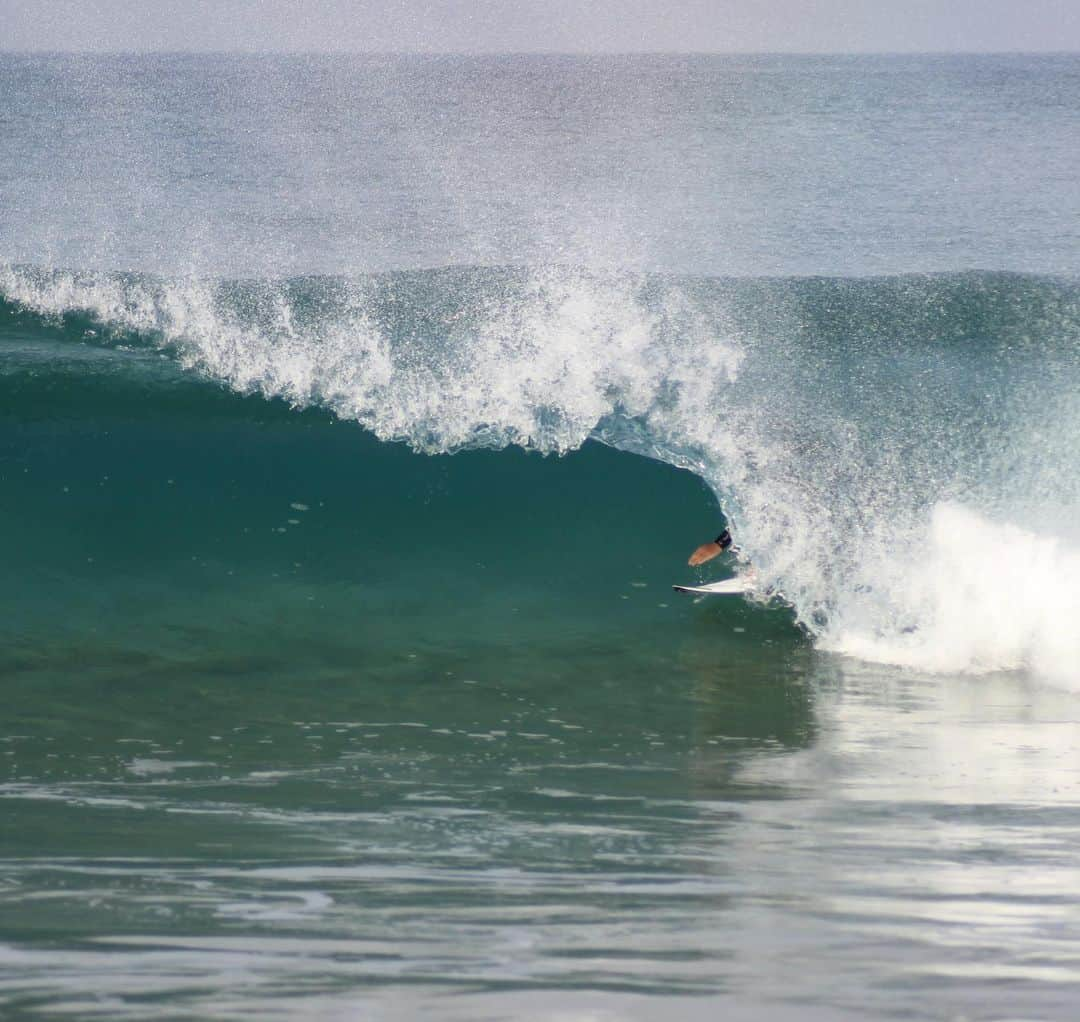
[3,262,1079,684]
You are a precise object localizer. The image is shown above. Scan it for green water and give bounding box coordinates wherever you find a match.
[5,390,1080,1019]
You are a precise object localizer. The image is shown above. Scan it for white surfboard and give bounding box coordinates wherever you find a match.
[672,574,756,596]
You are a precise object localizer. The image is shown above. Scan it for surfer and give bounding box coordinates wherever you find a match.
[687,528,733,566]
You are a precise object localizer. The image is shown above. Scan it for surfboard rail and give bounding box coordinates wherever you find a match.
[672,573,756,596]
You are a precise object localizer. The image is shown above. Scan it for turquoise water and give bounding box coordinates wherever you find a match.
[3,53,1080,1020]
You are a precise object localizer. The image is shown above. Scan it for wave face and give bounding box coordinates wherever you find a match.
[3,263,1078,683]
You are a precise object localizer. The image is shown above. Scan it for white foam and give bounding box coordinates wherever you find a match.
[0,263,741,458]
[825,503,1080,687]
[0,264,394,423]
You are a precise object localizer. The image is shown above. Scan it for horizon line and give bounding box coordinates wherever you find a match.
[3,47,1080,58]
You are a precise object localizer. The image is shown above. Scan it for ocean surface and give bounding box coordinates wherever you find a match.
[2,52,1080,1020]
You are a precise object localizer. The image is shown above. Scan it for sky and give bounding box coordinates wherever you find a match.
[4,0,1080,54]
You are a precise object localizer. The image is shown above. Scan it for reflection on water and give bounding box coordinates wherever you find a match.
[3,631,1080,1020]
